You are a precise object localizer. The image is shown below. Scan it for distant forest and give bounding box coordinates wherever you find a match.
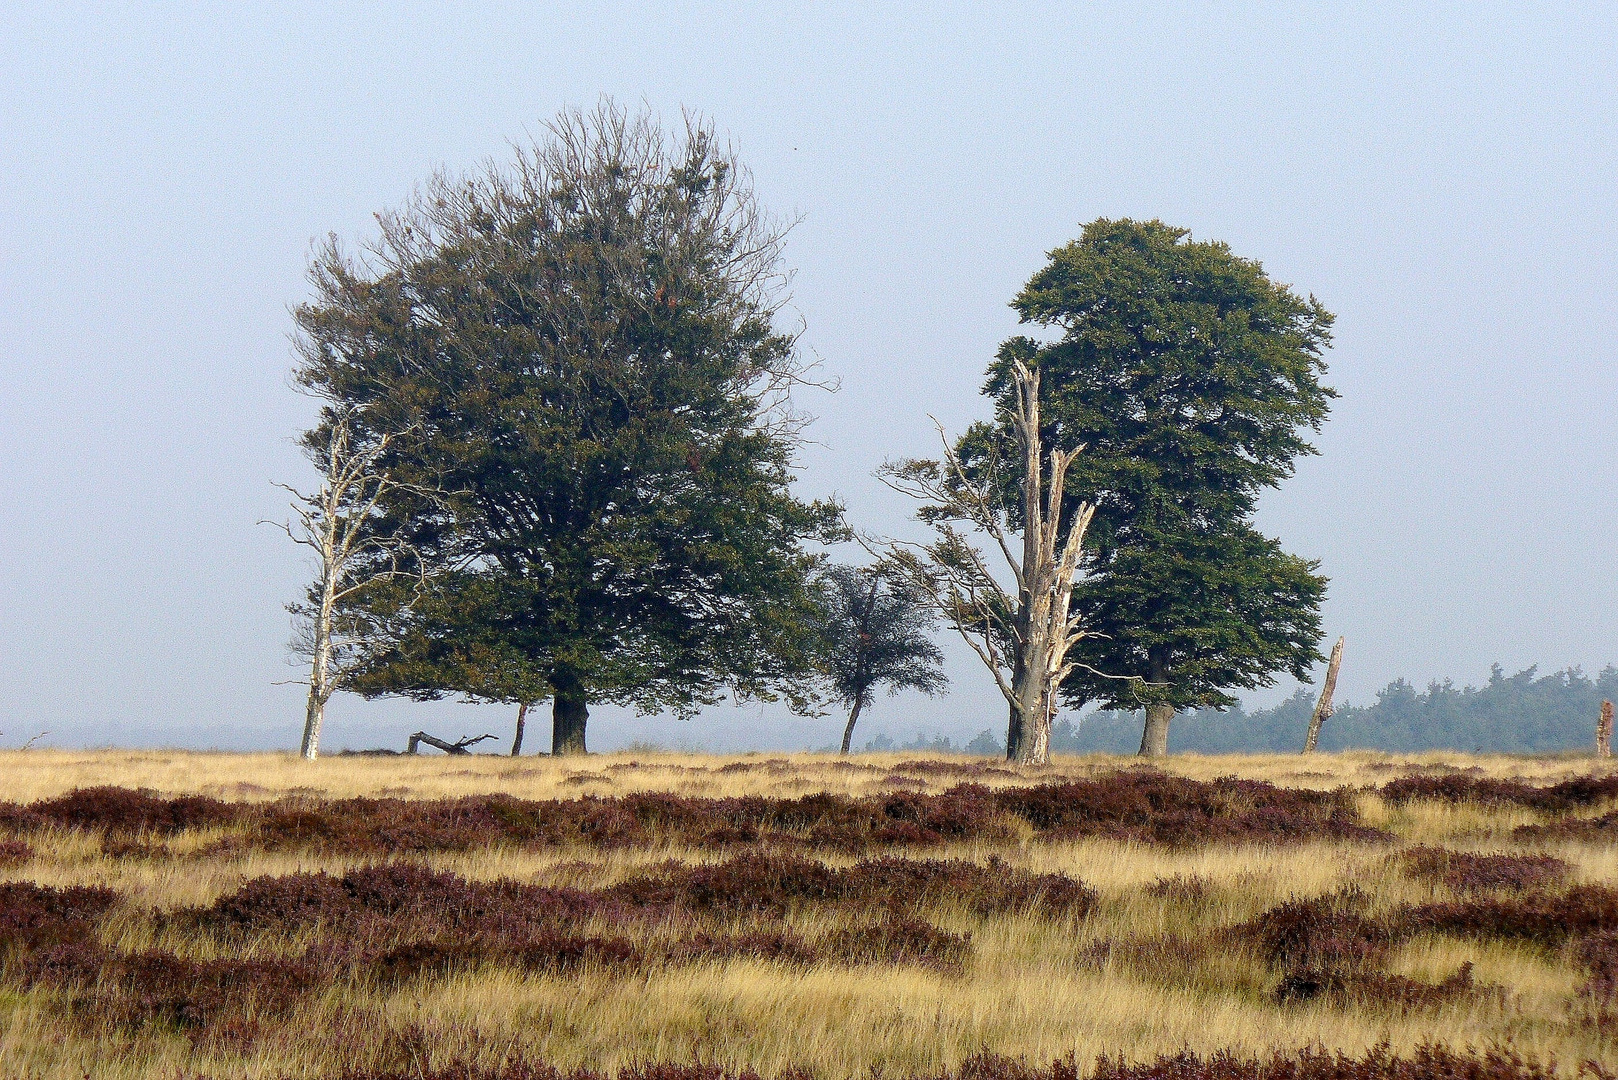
[871,665,1618,756]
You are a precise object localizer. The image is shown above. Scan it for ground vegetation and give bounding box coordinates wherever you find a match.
[2,751,1618,1077]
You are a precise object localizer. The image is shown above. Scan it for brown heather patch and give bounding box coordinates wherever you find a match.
[1272,964,1492,1010]
[1400,885,1618,947]
[0,773,1385,857]
[603,854,1095,918]
[1231,889,1395,972]
[0,880,121,955]
[186,854,1092,940]
[1401,847,1571,892]
[0,838,32,867]
[267,1046,1575,1080]
[1516,814,1618,843]
[30,785,241,833]
[1378,774,1618,812]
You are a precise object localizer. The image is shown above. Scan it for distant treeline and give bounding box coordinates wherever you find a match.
[875,665,1618,756]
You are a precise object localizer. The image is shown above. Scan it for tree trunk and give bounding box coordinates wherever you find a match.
[1021,695,1052,765]
[1598,700,1614,759]
[1010,663,1053,766]
[511,702,529,756]
[1303,636,1345,753]
[300,601,331,761]
[840,698,865,754]
[300,685,325,761]
[1005,655,1026,762]
[551,676,588,755]
[1139,704,1173,757]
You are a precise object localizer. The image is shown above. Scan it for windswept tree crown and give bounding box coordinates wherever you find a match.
[960,219,1334,717]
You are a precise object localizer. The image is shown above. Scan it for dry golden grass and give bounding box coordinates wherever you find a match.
[2,748,1617,1078]
[3,746,1611,802]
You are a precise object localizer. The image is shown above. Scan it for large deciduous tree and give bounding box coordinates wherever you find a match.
[811,564,947,754]
[292,102,839,754]
[981,218,1335,756]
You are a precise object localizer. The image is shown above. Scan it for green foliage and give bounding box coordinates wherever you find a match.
[1056,664,1618,754]
[1069,516,1326,711]
[811,565,947,716]
[290,104,839,748]
[966,218,1336,715]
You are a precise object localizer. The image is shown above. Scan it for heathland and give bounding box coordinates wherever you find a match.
[2,749,1617,1079]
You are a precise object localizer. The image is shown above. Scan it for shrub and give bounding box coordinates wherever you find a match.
[1400,885,1618,946]
[1274,963,1486,1010]
[99,950,318,1031]
[0,881,120,953]
[992,774,1384,846]
[1402,847,1570,892]
[1515,812,1618,843]
[0,839,32,867]
[1232,891,1392,971]
[0,804,47,834]
[605,854,1095,919]
[1380,774,1618,812]
[195,863,605,939]
[31,786,238,834]
[1576,931,1618,1000]
[13,776,1388,855]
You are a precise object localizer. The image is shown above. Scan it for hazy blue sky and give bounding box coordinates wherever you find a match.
[1,3,1614,753]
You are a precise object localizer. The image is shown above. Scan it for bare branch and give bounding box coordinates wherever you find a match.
[872,359,1099,765]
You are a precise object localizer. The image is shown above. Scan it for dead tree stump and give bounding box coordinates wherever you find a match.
[1303,636,1345,754]
[1598,700,1614,759]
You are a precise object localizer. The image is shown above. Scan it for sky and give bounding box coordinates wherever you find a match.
[1,2,1614,754]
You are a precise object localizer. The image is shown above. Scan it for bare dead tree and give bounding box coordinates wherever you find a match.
[271,406,425,761]
[408,731,497,755]
[878,358,1097,766]
[511,702,533,756]
[1302,636,1345,753]
[1598,699,1613,759]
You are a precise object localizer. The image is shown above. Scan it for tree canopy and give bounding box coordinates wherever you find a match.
[291,102,840,753]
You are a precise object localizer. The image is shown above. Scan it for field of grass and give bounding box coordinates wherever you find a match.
[2,749,1617,1079]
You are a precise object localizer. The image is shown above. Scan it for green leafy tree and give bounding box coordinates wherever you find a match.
[1070,514,1326,754]
[968,219,1335,755]
[811,564,947,753]
[291,102,840,754]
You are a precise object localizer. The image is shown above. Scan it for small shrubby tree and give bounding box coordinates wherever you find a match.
[811,564,947,753]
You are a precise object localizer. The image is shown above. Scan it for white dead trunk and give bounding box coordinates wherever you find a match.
[1302,636,1345,754]
[274,408,423,761]
[880,359,1095,767]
